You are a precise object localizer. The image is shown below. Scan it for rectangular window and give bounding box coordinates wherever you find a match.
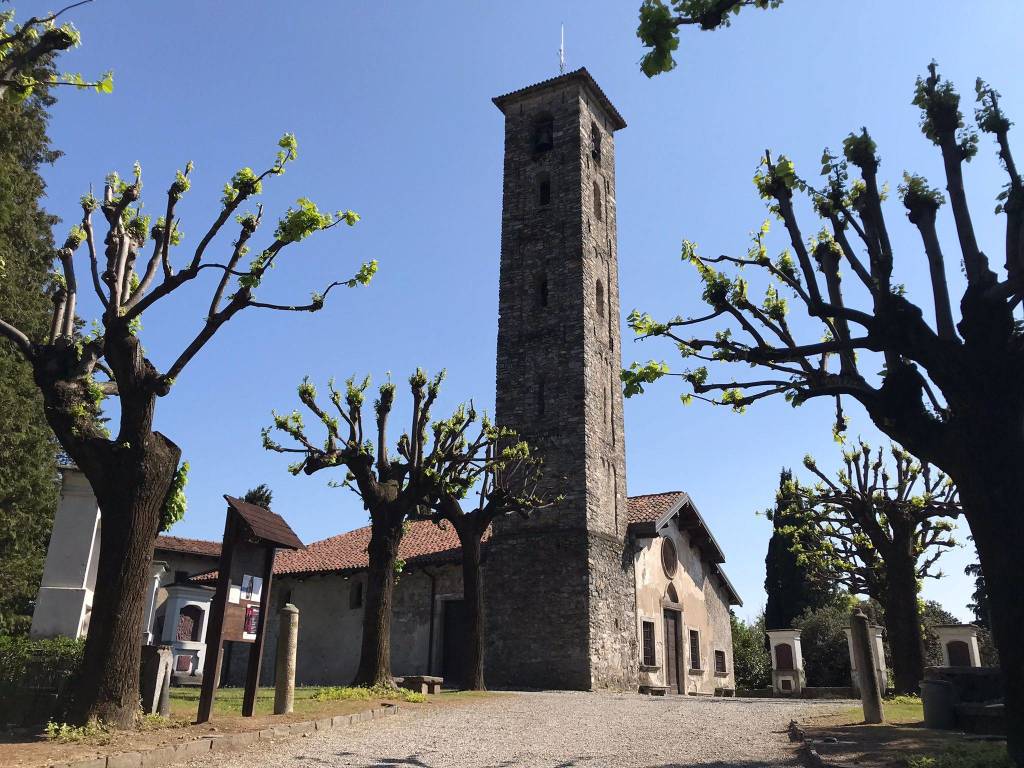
[349,580,363,609]
[641,621,656,667]
[715,649,727,674]
[689,629,701,670]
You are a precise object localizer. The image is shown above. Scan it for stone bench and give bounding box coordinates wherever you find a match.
[639,684,669,696]
[396,675,444,695]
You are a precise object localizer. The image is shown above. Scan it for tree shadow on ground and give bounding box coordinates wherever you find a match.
[323,754,799,768]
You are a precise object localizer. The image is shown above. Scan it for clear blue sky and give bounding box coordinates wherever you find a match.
[37,1,1023,621]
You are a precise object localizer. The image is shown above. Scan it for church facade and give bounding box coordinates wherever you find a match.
[32,69,741,695]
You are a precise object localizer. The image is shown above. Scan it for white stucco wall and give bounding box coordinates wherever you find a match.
[633,521,735,695]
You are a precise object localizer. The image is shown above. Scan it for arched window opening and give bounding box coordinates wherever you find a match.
[596,279,605,317]
[532,113,554,154]
[591,122,602,165]
[947,640,971,667]
[177,605,204,643]
[593,180,603,221]
[535,272,549,308]
[665,583,680,604]
[775,642,794,671]
[538,173,551,206]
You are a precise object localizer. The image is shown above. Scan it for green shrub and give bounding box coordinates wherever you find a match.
[45,720,110,744]
[311,684,427,704]
[905,742,1011,768]
[0,634,84,684]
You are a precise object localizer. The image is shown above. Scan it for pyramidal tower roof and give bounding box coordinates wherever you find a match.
[492,67,627,131]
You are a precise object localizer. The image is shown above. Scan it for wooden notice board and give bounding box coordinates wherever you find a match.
[197,496,304,723]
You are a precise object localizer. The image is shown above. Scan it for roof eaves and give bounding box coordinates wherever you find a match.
[492,67,627,131]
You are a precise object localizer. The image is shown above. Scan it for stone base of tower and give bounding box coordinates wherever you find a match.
[483,527,638,691]
[586,530,640,691]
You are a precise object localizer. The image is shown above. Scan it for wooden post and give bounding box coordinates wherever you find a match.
[198,512,237,724]
[241,548,276,717]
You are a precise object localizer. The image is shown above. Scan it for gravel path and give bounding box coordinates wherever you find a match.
[183,691,849,768]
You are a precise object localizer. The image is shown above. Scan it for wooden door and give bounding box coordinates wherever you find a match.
[664,610,682,694]
[441,600,468,687]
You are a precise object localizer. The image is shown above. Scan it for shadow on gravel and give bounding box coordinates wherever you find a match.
[322,753,799,767]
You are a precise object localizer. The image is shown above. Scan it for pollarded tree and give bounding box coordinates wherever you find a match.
[263,371,446,687]
[0,137,372,726]
[788,442,959,693]
[636,0,782,77]
[263,372,555,690]
[0,2,113,101]
[415,405,557,690]
[622,66,1024,758]
[763,468,834,634]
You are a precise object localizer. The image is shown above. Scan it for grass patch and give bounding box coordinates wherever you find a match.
[905,742,1011,768]
[311,685,427,704]
[838,694,924,725]
[168,685,426,719]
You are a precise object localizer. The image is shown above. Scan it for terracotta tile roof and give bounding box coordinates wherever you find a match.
[492,67,627,131]
[626,491,686,524]
[155,535,221,558]
[273,518,484,577]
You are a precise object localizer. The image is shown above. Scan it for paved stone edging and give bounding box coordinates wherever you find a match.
[50,704,400,768]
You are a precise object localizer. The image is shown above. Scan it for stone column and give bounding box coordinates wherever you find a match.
[845,623,888,696]
[766,629,805,696]
[850,608,884,723]
[274,603,299,715]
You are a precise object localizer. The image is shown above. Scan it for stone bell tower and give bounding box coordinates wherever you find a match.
[483,69,637,690]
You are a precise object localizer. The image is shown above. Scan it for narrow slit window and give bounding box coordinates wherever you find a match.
[538,174,551,206]
[536,272,549,308]
[596,279,605,317]
[533,114,554,154]
[593,180,603,221]
[349,580,363,609]
[591,122,602,165]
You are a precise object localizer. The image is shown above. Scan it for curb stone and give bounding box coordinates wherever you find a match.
[48,704,399,768]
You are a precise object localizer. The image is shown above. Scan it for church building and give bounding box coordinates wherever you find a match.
[32,69,741,696]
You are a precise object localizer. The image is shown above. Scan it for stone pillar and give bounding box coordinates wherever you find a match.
[934,625,982,667]
[845,623,888,696]
[140,644,173,715]
[30,467,100,639]
[142,561,167,644]
[766,629,805,696]
[274,603,299,715]
[850,609,884,724]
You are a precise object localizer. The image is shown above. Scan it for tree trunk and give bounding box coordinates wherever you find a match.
[881,550,925,695]
[69,432,180,727]
[457,526,485,691]
[956,463,1024,767]
[352,518,402,687]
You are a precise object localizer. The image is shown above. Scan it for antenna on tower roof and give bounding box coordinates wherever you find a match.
[559,23,566,74]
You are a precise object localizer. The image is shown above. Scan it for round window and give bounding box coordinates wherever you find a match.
[661,537,678,578]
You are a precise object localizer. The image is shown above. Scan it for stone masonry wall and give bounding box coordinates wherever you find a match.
[486,71,635,691]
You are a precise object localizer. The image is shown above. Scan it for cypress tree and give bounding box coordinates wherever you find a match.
[0,79,61,635]
[763,468,832,631]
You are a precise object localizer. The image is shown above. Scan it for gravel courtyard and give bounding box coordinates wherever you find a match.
[183,691,849,768]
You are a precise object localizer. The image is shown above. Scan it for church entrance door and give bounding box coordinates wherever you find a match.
[442,599,468,688]
[664,610,683,694]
